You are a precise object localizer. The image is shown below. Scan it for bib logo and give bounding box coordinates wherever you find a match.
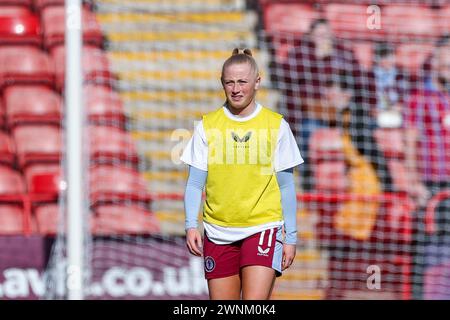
[206,128,279,175]
[204,257,215,273]
[231,131,252,143]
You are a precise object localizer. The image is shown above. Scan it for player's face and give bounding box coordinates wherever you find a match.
[325,85,351,111]
[311,23,332,45]
[222,63,260,111]
[379,54,396,70]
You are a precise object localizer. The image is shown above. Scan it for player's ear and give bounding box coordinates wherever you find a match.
[254,74,261,90]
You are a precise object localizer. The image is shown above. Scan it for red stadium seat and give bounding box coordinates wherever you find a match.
[262,2,318,63]
[0,46,55,88]
[0,4,32,16]
[395,43,434,75]
[0,0,32,6]
[324,4,383,40]
[374,128,414,194]
[85,84,126,127]
[34,0,64,10]
[34,1,95,12]
[309,128,345,162]
[0,205,25,234]
[0,15,42,46]
[90,165,151,204]
[34,203,59,235]
[4,85,62,126]
[89,125,139,165]
[25,163,61,195]
[314,161,347,193]
[51,45,115,90]
[0,165,26,196]
[12,125,61,167]
[41,6,103,49]
[93,204,160,235]
[382,5,438,40]
[0,131,16,166]
[309,128,347,193]
[263,3,318,34]
[34,203,159,236]
[438,5,450,36]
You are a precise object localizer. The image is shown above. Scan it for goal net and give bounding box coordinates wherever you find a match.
[40,0,450,300]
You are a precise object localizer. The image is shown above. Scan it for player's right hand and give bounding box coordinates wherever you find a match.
[186,228,203,257]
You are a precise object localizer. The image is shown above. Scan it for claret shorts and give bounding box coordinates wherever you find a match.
[202,227,283,280]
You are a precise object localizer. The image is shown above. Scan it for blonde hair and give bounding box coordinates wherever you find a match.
[221,48,259,81]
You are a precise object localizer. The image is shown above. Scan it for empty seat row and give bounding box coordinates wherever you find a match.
[0,15,41,46]
[271,36,434,74]
[0,4,102,48]
[0,162,150,194]
[0,45,54,88]
[0,202,160,235]
[27,164,153,207]
[0,0,65,10]
[93,204,160,236]
[0,0,100,11]
[1,84,126,128]
[0,163,153,206]
[0,2,33,14]
[263,3,450,40]
[0,1,160,238]
[0,124,138,168]
[42,6,103,49]
[2,85,60,126]
[0,45,114,90]
[351,41,434,73]
[24,164,158,235]
[51,45,115,90]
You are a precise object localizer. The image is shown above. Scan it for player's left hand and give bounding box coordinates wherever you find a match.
[282,244,296,270]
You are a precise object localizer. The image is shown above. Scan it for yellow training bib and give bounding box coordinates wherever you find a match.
[202,106,283,227]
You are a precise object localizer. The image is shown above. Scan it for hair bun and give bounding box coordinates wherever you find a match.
[242,48,253,56]
[231,48,253,56]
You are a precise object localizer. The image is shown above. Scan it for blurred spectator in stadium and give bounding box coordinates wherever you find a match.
[404,35,450,208]
[405,34,450,299]
[330,74,393,196]
[316,73,393,241]
[279,18,363,190]
[421,33,449,79]
[369,41,411,128]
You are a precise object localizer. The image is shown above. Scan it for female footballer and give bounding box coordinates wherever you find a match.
[180,48,303,300]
